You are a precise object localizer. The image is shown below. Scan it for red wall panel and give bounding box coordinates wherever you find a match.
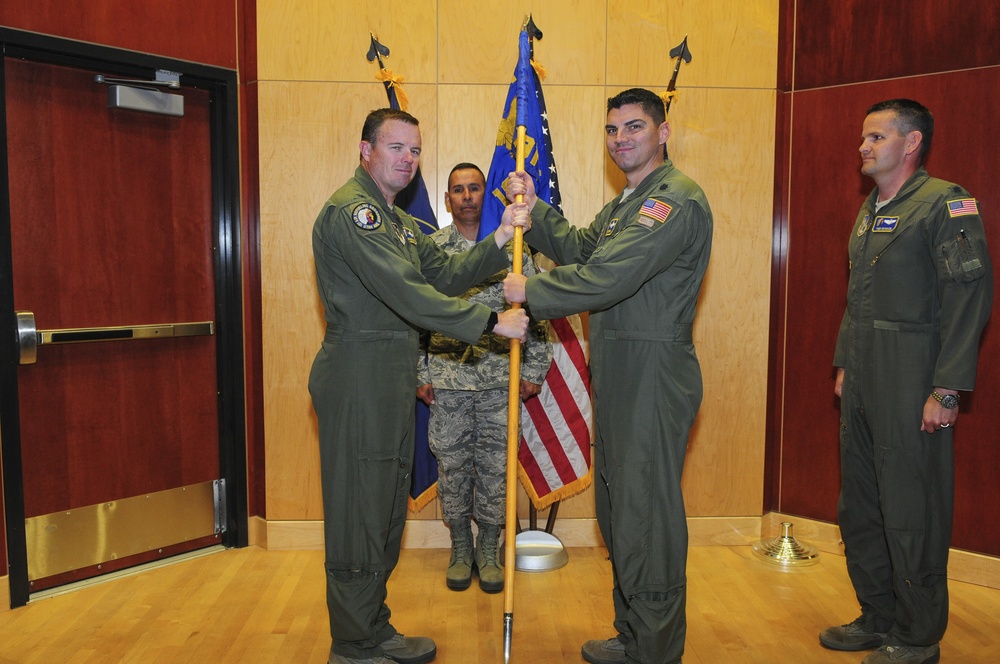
[0,1,237,70]
[794,0,1000,90]
[778,65,1000,553]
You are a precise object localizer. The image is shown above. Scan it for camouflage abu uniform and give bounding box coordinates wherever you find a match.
[418,223,552,526]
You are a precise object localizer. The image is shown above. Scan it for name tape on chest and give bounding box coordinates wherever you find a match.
[872,216,898,233]
[352,203,382,230]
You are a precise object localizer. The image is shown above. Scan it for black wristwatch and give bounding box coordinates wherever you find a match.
[932,390,959,409]
[484,311,499,334]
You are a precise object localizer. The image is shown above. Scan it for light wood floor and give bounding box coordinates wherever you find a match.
[1,544,998,663]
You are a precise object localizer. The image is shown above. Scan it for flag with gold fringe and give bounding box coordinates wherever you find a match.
[483,27,593,509]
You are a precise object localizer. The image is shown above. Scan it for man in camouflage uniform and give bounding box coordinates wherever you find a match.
[417,163,552,593]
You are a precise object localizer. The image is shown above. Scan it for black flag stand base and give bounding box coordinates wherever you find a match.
[501,501,569,572]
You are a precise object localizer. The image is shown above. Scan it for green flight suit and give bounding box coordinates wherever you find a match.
[309,166,509,660]
[523,161,713,664]
[833,167,993,646]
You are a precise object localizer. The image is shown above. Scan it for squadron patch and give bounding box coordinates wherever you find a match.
[605,218,619,237]
[352,203,382,230]
[403,228,417,244]
[947,198,979,218]
[857,215,871,236]
[872,216,898,233]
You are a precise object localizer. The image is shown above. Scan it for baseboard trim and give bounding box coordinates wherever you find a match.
[248,515,268,548]
[764,512,1000,590]
[263,515,779,550]
[260,513,1000,589]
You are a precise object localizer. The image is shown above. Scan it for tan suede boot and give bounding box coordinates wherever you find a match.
[475,524,503,593]
[445,520,473,591]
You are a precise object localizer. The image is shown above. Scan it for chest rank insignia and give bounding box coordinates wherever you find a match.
[857,215,871,236]
[403,227,416,244]
[947,198,979,218]
[872,216,898,233]
[637,198,673,228]
[605,218,619,237]
[352,203,382,230]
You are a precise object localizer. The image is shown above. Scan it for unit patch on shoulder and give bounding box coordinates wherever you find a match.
[947,198,979,218]
[639,198,673,224]
[872,216,898,233]
[352,203,382,230]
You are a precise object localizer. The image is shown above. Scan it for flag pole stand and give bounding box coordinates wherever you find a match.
[751,521,820,568]
[512,529,568,571]
[502,502,568,571]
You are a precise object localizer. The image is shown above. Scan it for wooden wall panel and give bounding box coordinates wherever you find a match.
[258,2,779,530]
[667,88,774,516]
[258,80,437,520]
[439,0,608,86]
[778,86,863,522]
[607,0,778,89]
[257,0,437,83]
[779,67,1000,554]
[764,89,791,512]
[794,0,1000,91]
[0,1,238,69]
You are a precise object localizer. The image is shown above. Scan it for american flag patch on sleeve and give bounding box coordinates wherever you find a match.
[639,198,672,223]
[947,198,979,218]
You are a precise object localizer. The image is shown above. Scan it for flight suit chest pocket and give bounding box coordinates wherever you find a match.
[938,232,986,283]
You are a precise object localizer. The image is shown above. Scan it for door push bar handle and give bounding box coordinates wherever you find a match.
[16,311,38,365]
[15,311,214,365]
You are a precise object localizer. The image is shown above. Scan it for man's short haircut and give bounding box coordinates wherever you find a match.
[607,88,668,159]
[867,98,934,162]
[448,162,485,187]
[607,88,667,127]
[361,108,419,146]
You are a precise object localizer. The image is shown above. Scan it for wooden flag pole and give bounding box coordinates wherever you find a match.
[503,123,527,664]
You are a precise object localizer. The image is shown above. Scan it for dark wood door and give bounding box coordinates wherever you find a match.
[4,57,223,594]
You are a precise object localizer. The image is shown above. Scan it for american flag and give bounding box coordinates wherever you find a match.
[640,198,673,223]
[519,314,593,509]
[487,30,593,509]
[947,198,979,218]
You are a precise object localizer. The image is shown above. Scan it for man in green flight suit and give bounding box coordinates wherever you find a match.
[309,108,530,664]
[820,99,992,664]
[503,87,713,664]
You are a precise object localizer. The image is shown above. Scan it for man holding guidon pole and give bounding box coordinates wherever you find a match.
[503,74,712,663]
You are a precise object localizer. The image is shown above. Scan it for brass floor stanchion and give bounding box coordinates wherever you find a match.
[752,521,820,568]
